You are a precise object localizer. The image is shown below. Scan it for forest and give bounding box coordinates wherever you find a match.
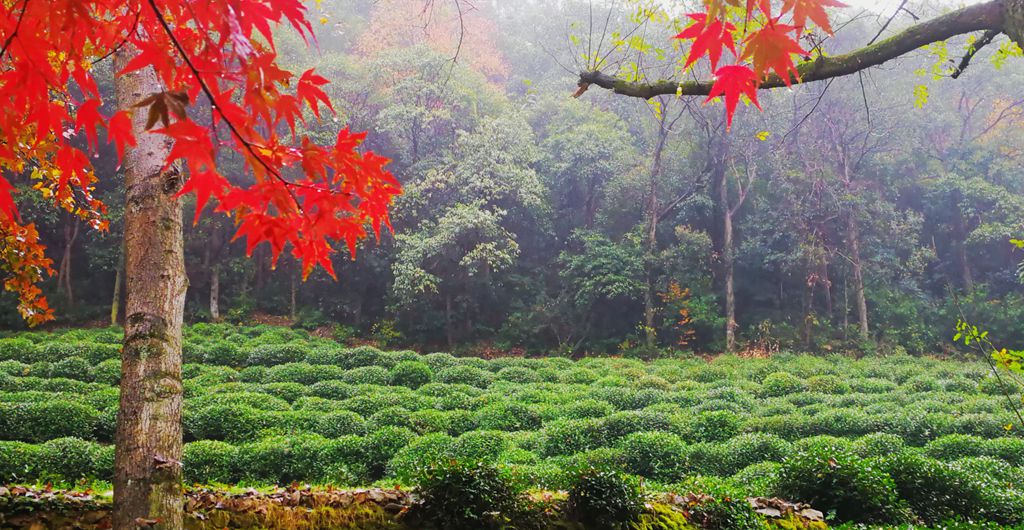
[5,0,1021,357]
[0,0,1023,529]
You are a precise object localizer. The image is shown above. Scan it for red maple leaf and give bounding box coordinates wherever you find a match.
[741,22,806,84]
[176,170,229,225]
[674,13,738,70]
[297,69,333,119]
[705,64,761,129]
[107,111,136,164]
[782,0,848,34]
[0,176,19,221]
[74,99,103,150]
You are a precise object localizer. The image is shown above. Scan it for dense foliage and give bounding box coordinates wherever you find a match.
[1,325,1023,527]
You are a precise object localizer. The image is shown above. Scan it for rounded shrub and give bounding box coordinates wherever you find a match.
[495,366,540,384]
[759,371,806,397]
[367,406,416,431]
[363,426,416,480]
[978,374,1021,396]
[0,441,40,482]
[92,358,121,386]
[776,440,909,524]
[50,356,92,381]
[36,437,103,482]
[924,434,987,461]
[11,400,101,442]
[411,460,524,530]
[389,360,432,389]
[245,343,307,366]
[566,468,645,530]
[201,341,246,366]
[191,391,290,411]
[34,342,79,363]
[805,375,850,395]
[259,382,309,403]
[450,430,511,462]
[264,362,345,385]
[560,399,614,420]
[732,461,781,497]
[474,401,541,432]
[719,433,791,475]
[0,338,37,361]
[341,366,390,386]
[183,440,238,484]
[601,410,674,441]
[542,419,607,457]
[184,404,269,442]
[618,431,687,482]
[337,345,388,369]
[686,410,742,443]
[984,437,1024,466]
[387,433,455,483]
[309,380,356,400]
[436,365,494,388]
[236,434,332,484]
[877,451,1021,525]
[314,410,367,437]
[852,432,906,458]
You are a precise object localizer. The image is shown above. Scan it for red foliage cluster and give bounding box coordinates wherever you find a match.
[673,0,846,127]
[0,0,402,324]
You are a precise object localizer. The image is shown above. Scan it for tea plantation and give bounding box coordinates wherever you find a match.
[2,324,1024,529]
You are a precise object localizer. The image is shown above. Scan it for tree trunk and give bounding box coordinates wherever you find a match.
[846,210,869,341]
[290,264,297,321]
[113,46,188,530]
[643,124,667,351]
[57,215,79,306]
[209,264,220,321]
[952,201,974,291]
[110,250,123,327]
[444,293,454,350]
[722,178,736,354]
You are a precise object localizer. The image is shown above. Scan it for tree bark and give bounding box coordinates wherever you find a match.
[113,46,188,530]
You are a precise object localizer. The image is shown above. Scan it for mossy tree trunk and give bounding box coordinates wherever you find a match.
[113,45,188,530]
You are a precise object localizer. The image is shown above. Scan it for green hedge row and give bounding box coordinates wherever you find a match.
[3,435,1021,527]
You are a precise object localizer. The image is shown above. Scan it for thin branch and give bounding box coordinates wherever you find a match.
[867,0,910,45]
[951,29,1001,79]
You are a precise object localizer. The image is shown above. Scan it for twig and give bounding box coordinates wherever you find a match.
[951,29,1000,79]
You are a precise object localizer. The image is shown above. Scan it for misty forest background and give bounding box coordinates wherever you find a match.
[8,0,1023,356]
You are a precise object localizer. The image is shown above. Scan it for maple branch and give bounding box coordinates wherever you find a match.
[576,0,1006,100]
[144,0,342,219]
